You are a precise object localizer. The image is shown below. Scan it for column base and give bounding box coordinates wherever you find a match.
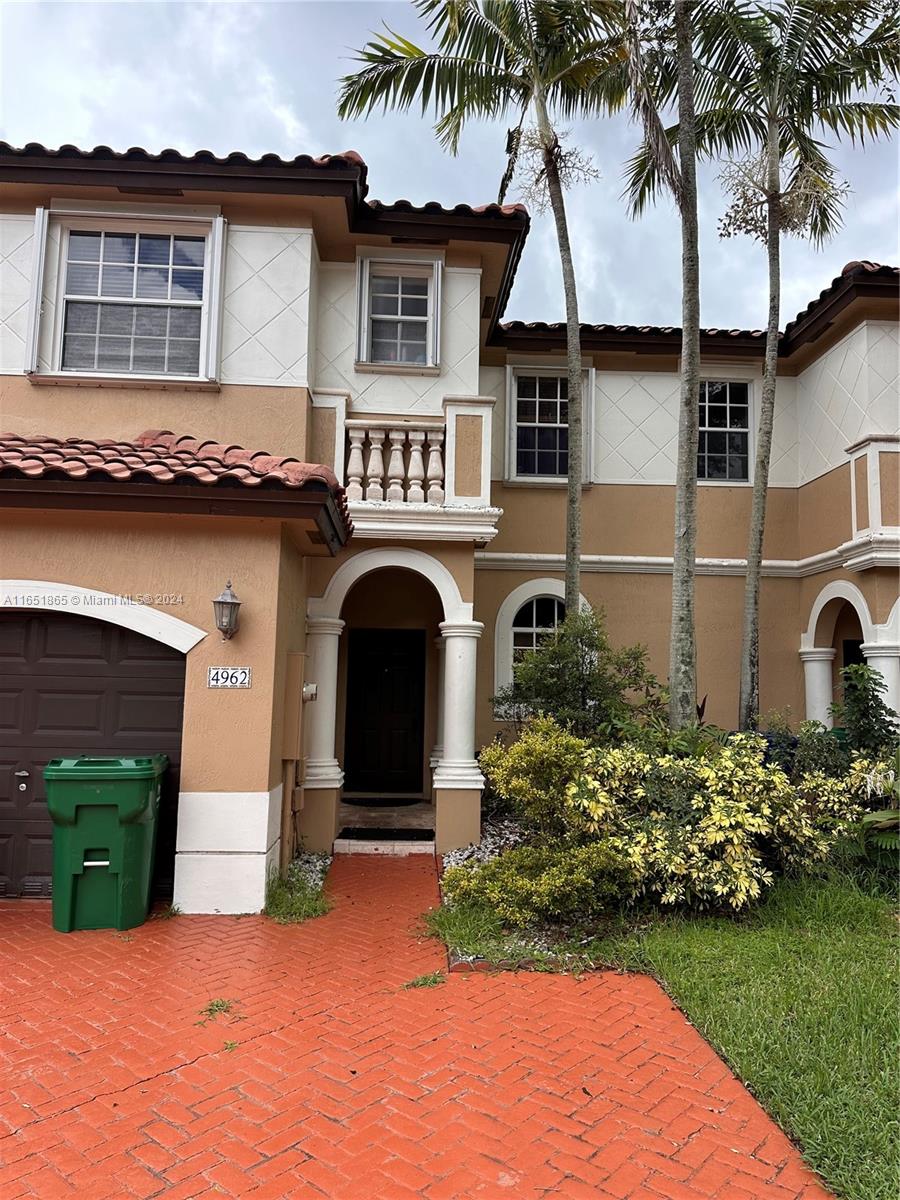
[434,787,482,853]
[297,787,342,852]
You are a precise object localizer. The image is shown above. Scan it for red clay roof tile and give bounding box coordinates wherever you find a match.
[0,429,351,533]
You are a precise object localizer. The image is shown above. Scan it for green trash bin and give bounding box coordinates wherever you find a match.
[43,755,168,933]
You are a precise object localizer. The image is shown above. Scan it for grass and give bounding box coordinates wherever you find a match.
[264,867,330,924]
[429,868,899,1200]
[402,971,446,989]
[197,997,242,1025]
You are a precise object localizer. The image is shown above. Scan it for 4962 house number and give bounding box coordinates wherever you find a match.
[207,666,252,689]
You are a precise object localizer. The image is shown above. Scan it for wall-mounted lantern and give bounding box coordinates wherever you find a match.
[213,580,241,640]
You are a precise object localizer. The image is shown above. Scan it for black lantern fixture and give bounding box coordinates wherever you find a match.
[213,580,241,640]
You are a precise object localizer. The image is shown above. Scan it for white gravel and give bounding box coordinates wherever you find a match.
[285,850,331,890]
[441,818,526,871]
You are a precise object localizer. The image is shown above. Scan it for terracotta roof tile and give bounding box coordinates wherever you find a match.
[0,429,351,533]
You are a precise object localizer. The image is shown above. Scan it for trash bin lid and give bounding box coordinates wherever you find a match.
[44,754,169,780]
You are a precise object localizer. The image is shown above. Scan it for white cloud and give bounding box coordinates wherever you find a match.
[1,0,895,328]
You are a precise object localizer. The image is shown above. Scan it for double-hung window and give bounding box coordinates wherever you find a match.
[513,372,569,479]
[356,256,441,369]
[61,230,206,376]
[697,380,751,481]
[23,207,226,382]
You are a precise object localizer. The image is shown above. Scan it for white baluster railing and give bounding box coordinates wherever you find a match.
[344,418,446,506]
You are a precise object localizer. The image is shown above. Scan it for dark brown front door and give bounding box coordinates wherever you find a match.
[0,610,185,898]
[344,629,426,795]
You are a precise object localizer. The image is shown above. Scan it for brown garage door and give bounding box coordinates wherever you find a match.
[0,610,185,898]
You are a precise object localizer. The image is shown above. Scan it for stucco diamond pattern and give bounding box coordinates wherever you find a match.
[797,325,875,484]
[220,229,311,385]
[0,216,34,374]
[315,264,481,414]
[595,374,681,481]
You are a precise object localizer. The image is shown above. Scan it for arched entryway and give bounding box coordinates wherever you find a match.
[800,580,899,723]
[302,548,484,853]
[0,609,187,898]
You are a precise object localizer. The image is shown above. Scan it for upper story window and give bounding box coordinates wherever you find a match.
[698,380,750,481]
[61,230,206,376]
[23,207,226,383]
[356,255,441,371]
[515,373,569,478]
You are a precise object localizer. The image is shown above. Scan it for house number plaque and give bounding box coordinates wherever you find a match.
[207,667,252,688]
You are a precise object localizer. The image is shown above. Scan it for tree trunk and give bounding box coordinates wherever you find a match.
[739,117,781,729]
[536,98,583,615]
[668,0,701,729]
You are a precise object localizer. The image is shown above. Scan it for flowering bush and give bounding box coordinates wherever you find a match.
[479,716,587,836]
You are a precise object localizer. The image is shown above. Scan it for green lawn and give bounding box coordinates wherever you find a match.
[429,869,899,1200]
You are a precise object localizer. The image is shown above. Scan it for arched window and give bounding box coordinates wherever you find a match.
[512,596,565,662]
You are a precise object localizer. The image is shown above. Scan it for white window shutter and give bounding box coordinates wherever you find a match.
[355,257,369,362]
[23,207,48,374]
[204,215,227,381]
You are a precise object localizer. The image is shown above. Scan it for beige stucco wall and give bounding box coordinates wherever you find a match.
[489,482,798,561]
[308,538,476,607]
[474,567,804,740]
[0,375,313,462]
[1,508,290,792]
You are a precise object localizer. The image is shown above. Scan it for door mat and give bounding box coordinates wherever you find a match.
[338,827,435,841]
[342,797,425,808]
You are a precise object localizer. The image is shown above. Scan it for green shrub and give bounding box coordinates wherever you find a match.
[793,720,851,779]
[831,664,899,755]
[441,840,638,927]
[479,716,587,835]
[492,607,664,739]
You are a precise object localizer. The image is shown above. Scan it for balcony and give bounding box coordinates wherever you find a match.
[842,434,900,571]
[310,392,501,543]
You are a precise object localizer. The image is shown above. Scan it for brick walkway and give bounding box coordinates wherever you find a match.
[0,856,830,1199]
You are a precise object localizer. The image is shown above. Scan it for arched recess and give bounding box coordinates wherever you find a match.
[0,580,206,652]
[494,577,589,692]
[307,548,471,624]
[801,579,875,649]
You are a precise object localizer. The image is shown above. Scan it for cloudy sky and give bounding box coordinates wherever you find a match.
[1,0,897,328]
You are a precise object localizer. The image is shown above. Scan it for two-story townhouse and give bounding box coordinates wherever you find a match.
[0,142,897,914]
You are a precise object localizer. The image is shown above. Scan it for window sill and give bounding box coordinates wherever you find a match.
[502,477,593,489]
[354,361,441,378]
[27,372,221,393]
[697,478,752,487]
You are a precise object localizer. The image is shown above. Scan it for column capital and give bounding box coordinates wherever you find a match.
[439,620,484,640]
[307,616,345,637]
[861,642,900,657]
[799,646,836,662]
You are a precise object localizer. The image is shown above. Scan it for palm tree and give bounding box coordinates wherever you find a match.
[337,0,626,615]
[626,0,900,729]
[622,0,703,728]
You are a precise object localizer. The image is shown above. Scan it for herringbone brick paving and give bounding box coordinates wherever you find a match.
[0,855,831,1198]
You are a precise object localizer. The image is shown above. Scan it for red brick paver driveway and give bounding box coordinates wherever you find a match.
[1,856,830,1199]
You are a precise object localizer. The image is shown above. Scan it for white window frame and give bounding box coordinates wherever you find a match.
[25,205,226,383]
[696,371,757,487]
[355,253,442,370]
[505,364,595,484]
[493,577,589,696]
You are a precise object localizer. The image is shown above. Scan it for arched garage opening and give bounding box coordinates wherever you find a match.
[0,610,187,898]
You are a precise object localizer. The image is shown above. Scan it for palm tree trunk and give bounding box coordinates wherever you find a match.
[739,117,781,729]
[535,98,583,615]
[669,0,700,729]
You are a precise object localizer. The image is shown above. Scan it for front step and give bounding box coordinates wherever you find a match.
[333,827,436,856]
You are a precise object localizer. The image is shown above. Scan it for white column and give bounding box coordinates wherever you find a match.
[304,616,344,786]
[429,635,446,768]
[800,647,836,726]
[433,620,484,789]
[861,643,900,716]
